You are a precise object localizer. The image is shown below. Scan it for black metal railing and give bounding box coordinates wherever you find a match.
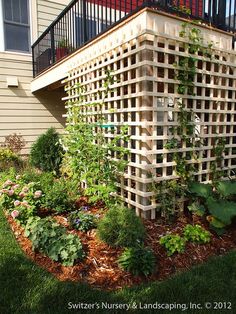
[32,0,236,77]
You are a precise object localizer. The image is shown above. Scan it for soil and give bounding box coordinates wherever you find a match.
[5,202,236,291]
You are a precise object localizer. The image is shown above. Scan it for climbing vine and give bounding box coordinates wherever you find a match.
[167,22,214,183]
[210,136,226,186]
[155,22,216,219]
[62,71,130,207]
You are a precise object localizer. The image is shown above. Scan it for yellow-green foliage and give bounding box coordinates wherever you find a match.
[0,148,18,161]
[0,148,21,170]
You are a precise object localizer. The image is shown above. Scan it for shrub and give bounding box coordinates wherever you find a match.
[30,128,63,174]
[1,133,25,153]
[0,147,22,171]
[68,210,97,232]
[159,234,186,256]
[118,245,156,277]
[19,167,50,184]
[97,206,145,247]
[25,217,85,266]
[41,177,75,213]
[183,224,211,244]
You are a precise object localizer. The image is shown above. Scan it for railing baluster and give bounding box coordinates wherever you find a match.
[233,0,236,31]
[119,0,121,20]
[32,45,35,77]
[218,0,227,30]
[83,0,87,43]
[32,0,236,76]
[110,0,112,25]
[51,26,55,64]
[105,0,108,27]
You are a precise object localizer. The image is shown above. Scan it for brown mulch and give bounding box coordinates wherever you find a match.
[5,204,236,291]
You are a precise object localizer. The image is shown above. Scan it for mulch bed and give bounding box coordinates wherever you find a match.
[5,201,236,291]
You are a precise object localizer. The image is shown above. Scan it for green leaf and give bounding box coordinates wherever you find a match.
[208,217,226,235]
[206,198,236,225]
[207,216,226,229]
[60,250,69,260]
[188,202,206,216]
[188,182,213,198]
[216,181,236,198]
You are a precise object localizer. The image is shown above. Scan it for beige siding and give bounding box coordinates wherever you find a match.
[37,0,71,35]
[0,52,66,154]
[0,1,70,154]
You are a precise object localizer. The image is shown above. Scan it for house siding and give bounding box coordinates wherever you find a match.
[37,0,71,35]
[0,52,65,154]
[0,0,69,154]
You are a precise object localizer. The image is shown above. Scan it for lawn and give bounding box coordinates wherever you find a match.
[0,210,236,314]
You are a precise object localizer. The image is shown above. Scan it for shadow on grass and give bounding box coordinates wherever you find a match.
[1,251,236,314]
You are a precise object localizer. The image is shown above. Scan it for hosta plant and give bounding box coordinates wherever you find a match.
[188,182,213,199]
[159,234,186,256]
[215,180,236,199]
[118,245,156,277]
[183,224,211,244]
[188,181,236,234]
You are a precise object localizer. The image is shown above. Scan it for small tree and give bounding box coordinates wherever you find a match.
[30,128,63,174]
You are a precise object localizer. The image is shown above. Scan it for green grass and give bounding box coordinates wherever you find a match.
[0,210,236,314]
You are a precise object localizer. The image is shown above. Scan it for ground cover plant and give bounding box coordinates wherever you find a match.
[25,216,85,266]
[159,234,186,256]
[183,224,211,244]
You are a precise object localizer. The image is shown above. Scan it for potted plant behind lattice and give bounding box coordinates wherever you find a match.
[56,38,69,61]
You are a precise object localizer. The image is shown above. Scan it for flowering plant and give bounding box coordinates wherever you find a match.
[68,210,97,232]
[0,175,44,225]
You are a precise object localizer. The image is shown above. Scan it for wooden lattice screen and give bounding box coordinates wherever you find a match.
[64,11,236,218]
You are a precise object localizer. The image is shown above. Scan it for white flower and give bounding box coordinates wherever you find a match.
[12,184,20,190]
[11,210,19,219]
[19,192,25,198]
[14,200,21,207]
[7,190,14,196]
[34,190,42,198]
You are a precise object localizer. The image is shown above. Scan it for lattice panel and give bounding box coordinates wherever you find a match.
[64,29,236,219]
